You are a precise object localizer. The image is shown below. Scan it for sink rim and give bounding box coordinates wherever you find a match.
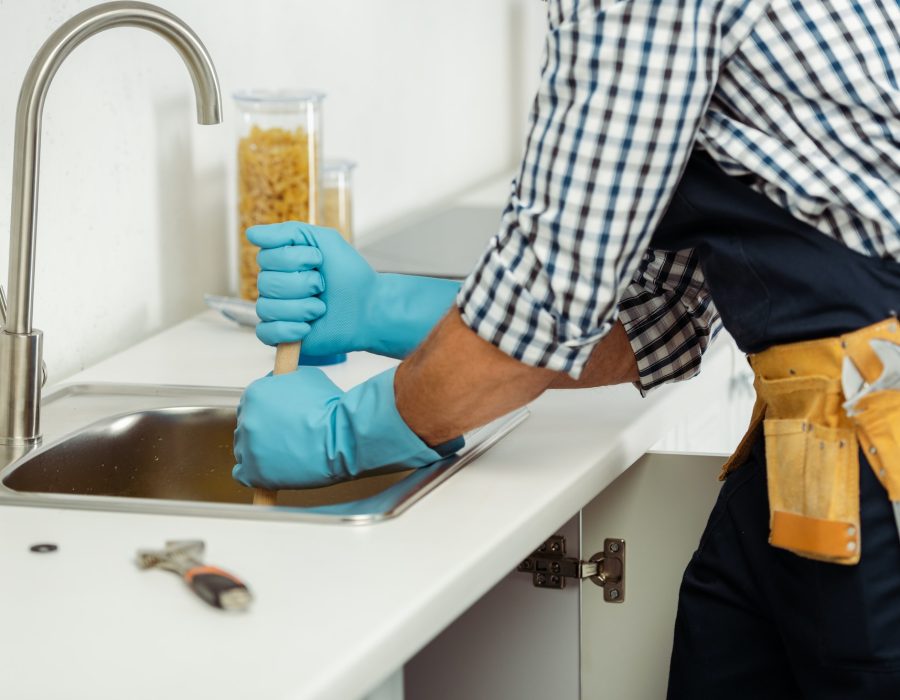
[0,382,529,525]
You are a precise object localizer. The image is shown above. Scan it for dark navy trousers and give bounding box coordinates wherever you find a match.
[646,150,900,697]
[667,437,900,699]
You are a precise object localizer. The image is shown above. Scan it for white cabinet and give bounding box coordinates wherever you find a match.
[405,452,725,699]
[580,452,724,698]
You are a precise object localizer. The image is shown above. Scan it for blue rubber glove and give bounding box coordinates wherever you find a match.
[232,366,463,489]
[250,221,460,359]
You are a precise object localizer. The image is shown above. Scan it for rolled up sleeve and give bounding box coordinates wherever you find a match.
[458,0,766,378]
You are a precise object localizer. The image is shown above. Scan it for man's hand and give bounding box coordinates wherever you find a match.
[233,366,462,490]
[249,221,460,359]
[396,310,639,446]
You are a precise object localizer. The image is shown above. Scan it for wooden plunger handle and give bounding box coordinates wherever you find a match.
[273,340,302,374]
[252,341,301,506]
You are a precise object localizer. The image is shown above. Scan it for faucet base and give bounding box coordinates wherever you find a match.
[0,329,43,444]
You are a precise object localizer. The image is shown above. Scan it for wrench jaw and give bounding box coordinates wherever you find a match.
[135,551,164,571]
[135,540,205,576]
[868,339,900,392]
[842,355,867,403]
[842,339,900,417]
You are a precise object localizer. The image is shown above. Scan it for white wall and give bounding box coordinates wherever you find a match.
[0,0,546,380]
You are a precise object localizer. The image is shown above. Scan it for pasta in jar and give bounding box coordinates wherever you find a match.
[233,91,323,300]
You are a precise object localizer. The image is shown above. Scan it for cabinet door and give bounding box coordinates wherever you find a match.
[580,452,724,699]
[405,516,582,699]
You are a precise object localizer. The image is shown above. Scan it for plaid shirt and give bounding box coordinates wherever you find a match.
[458,0,900,391]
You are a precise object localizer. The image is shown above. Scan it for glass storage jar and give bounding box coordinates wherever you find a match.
[234,89,324,300]
[322,159,356,245]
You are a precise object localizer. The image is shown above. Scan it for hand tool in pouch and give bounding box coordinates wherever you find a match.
[842,338,900,541]
[136,540,252,611]
[252,341,300,506]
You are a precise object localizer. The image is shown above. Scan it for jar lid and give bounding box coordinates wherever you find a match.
[233,89,326,106]
[323,158,357,172]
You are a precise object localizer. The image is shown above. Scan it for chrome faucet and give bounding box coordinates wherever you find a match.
[0,2,222,445]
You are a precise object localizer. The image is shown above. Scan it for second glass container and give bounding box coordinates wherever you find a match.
[322,159,357,244]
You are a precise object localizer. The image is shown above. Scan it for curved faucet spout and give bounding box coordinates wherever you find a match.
[0,2,222,444]
[7,1,222,336]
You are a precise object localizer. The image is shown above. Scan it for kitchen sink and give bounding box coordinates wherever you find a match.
[0,383,527,523]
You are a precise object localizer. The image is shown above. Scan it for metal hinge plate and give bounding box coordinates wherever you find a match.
[517,535,625,603]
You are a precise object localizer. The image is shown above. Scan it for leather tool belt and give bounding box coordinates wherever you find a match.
[721,318,900,565]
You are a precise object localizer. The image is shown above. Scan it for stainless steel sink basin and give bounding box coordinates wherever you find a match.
[0,383,527,523]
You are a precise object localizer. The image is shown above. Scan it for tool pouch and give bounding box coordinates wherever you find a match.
[755,372,861,564]
[850,390,900,501]
[726,320,900,565]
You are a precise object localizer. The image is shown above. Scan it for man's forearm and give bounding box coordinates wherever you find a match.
[394,310,639,446]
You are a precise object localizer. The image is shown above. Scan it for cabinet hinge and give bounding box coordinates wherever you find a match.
[517,535,625,603]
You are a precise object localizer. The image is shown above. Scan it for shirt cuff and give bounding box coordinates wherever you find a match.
[457,240,609,379]
[619,285,714,394]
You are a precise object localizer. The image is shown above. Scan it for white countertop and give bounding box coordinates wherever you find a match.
[0,311,732,700]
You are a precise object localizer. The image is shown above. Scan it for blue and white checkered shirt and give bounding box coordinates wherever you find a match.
[458,0,900,391]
